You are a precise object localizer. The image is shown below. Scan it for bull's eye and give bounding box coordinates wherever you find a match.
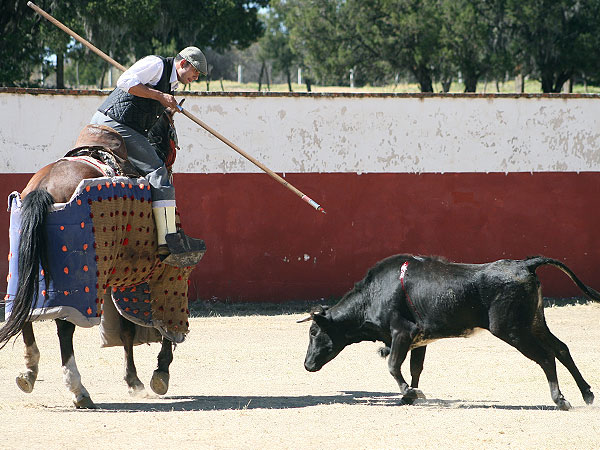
[310,328,318,337]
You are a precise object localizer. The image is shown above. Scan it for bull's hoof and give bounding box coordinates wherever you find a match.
[556,398,572,411]
[74,396,97,409]
[16,372,36,393]
[150,370,170,395]
[583,390,594,405]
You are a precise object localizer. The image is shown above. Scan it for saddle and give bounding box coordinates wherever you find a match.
[65,124,141,178]
[65,124,205,268]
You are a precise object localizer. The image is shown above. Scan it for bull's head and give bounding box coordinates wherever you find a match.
[297,306,347,372]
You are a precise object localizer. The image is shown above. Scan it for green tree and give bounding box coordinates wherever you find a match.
[507,0,600,92]
[133,0,268,56]
[258,2,298,91]
[0,0,53,86]
[440,0,509,92]
[284,0,352,86]
[360,0,445,92]
[283,0,446,92]
[1,0,268,88]
[40,2,84,89]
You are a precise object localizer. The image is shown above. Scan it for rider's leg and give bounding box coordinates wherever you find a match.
[90,112,205,266]
[152,205,177,252]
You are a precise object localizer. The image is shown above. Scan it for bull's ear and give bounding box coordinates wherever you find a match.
[296,305,330,326]
[312,308,330,328]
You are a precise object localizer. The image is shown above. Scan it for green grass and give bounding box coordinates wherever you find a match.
[187,78,600,94]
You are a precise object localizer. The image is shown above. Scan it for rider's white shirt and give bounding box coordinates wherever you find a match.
[116,55,179,93]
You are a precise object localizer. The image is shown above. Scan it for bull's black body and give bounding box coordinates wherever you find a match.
[301,254,600,410]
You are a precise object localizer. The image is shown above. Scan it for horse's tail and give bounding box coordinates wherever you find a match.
[0,189,54,348]
[525,256,600,302]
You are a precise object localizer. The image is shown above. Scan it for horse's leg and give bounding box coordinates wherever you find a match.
[150,338,173,395]
[119,315,146,395]
[16,322,40,393]
[56,319,96,409]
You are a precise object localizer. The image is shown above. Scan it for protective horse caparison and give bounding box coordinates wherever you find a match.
[0,112,181,408]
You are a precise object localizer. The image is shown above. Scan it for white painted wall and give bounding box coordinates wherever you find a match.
[1,91,600,174]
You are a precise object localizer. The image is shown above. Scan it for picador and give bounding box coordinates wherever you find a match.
[91,46,208,267]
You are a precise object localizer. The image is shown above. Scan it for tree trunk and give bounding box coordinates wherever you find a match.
[258,61,265,92]
[541,70,570,93]
[413,66,433,92]
[266,64,271,91]
[514,74,524,93]
[463,74,478,93]
[441,77,452,93]
[56,52,64,89]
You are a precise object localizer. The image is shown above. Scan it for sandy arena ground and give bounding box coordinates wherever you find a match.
[0,303,599,449]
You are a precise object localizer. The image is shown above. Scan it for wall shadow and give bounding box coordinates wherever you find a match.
[187,297,590,319]
[91,390,556,412]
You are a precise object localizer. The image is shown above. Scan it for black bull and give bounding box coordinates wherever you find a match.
[299,255,600,410]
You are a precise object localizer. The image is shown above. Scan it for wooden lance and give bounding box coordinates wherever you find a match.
[28,1,326,214]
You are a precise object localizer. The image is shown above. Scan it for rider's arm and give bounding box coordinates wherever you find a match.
[116,56,178,110]
[128,84,179,110]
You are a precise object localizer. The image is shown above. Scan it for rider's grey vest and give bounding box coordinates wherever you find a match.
[98,56,174,136]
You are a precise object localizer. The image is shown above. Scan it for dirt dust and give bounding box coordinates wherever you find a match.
[0,303,599,449]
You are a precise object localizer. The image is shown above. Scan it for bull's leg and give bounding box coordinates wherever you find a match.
[537,325,594,405]
[388,328,422,404]
[56,319,96,409]
[118,315,146,395]
[150,338,173,395]
[16,322,40,393]
[492,327,571,411]
[408,346,427,400]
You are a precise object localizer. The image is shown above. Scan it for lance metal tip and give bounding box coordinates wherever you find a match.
[301,195,326,214]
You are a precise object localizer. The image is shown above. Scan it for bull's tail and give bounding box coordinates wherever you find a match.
[0,189,54,348]
[525,256,600,302]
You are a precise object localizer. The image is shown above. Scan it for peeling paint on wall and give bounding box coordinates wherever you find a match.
[1,90,600,174]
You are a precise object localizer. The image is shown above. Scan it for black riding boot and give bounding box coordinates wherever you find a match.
[161,230,206,267]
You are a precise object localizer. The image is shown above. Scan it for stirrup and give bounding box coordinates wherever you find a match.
[157,244,170,261]
[161,229,207,267]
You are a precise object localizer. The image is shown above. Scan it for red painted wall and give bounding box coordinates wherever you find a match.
[3,172,599,301]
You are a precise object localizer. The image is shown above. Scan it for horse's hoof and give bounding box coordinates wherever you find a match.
[74,396,97,409]
[16,372,36,393]
[128,383,148,397]
[399,396,416,405]
[403,388,426,400]
[413,389,426,399]
[584,390,594,405]
[150,370,169,395]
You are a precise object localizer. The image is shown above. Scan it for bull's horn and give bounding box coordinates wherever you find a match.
[296,316,313,323]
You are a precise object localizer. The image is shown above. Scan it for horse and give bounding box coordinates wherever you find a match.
[0,109,194,408]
